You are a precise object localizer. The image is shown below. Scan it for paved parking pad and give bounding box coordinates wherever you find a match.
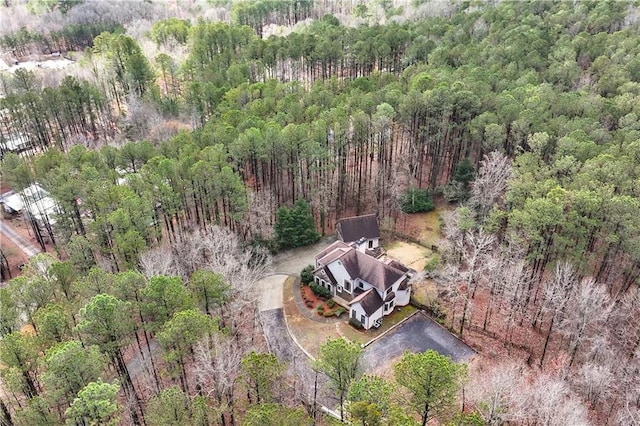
[363,311,475,371]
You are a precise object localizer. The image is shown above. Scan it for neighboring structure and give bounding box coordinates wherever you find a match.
[1,184,59,223]
[1,183,60,247]
[313,240,413,330]
[336,214,380,252]
[0,132,32,158]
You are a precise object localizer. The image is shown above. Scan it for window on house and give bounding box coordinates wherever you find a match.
[359,281,364,289]
[368,240,373,249]
[344,279,351,292]
[314,277,319,284]
[361,314,365,324]
[351,310,356,319]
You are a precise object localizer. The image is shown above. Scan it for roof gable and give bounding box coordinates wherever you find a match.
[336,214,380,243]
[338,249,405,293]
[350,289,384,315]
[316,240,351,264]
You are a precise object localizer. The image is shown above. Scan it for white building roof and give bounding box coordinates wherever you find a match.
[1,184,60,224]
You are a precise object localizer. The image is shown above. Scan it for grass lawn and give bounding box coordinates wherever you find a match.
[337,305,418,346]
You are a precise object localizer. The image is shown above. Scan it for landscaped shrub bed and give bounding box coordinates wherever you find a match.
[300,285,345,318]
[310,282,332,299]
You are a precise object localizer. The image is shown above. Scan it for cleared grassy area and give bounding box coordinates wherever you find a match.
[419,207,444,246]
[385,241,431,271]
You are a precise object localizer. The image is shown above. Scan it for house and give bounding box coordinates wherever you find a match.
[313,241,413,330]
[336,214,380,252]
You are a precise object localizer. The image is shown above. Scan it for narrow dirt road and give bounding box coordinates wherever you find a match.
[0,220,40,258]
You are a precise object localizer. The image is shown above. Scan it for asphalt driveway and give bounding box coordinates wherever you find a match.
[271,237,336,275]
[257,238,335,312]
[363,311,475,371]
[259,308,335,407]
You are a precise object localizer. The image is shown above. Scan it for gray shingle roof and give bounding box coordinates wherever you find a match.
[316,241,351,264]
[349,289,384,316]
[336,214,380,243]
[340,249,405,293]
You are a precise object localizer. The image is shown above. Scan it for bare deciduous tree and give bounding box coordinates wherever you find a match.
[138,245,178,279]
[470,151,512,221]
[559,278,613,367]
[242,191,275,242]
[538,261,577,367]
[193,333,243,424]
[467,362,523,425]
[514,374,590,426]
[171,226,272,296]
[613,286,640,357]
[573,360,613,409]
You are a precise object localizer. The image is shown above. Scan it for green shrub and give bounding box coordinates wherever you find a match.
[317,305,324,314]
[424,254,441,272]
[327,299,335,308]
[310,283,332,299]
[334,307,346,317]
[300,265,314,285]
[401,188,435,213]
[349,317,363,329]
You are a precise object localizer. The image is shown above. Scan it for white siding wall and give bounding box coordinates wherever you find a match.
[369,237,379,249]
[350,303,384,330]
[350,303,368,329]
[327,262,351,286]
[396,288,411,306]
[369,305,384,327]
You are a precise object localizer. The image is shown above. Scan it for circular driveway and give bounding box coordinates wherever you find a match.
[257,273,288,312]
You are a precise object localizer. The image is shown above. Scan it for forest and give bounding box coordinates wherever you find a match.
[1,0,640,424]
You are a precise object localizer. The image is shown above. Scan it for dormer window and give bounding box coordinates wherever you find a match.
[344,279,351,292]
